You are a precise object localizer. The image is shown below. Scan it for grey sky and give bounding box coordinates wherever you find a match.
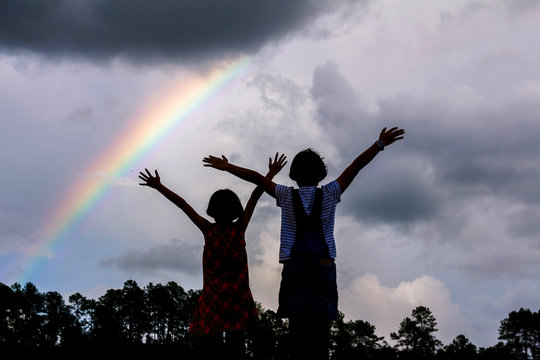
[1,0,539,348]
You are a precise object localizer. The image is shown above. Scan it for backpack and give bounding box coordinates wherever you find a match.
[290,188,330,260]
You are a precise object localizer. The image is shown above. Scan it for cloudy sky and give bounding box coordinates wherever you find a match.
[1,0,539,348]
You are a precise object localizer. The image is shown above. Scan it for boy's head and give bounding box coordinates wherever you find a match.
[207,189,243,223]
[289,148,327,186]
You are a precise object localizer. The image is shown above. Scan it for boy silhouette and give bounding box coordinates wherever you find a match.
[203,127,405,359]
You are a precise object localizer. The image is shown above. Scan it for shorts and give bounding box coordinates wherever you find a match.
[277,258,338,320]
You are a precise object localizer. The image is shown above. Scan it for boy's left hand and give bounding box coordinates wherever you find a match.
[268,153,287,177]
[379,127,405,146]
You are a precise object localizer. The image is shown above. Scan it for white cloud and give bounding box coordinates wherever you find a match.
[339,273,470,345]
[248,218,283,310]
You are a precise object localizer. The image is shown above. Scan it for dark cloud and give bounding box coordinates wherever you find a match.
[64,106,93,126]
[250,72,309,116]
[378,94,540,206]
[310,60,540,228]
[459,249,540,281]
[507,207,540,238]
[100,238,202,276]
[310,61,439,225]
[0,0,355,63]
[505,0,540,13]
[340,161,441,225]
[311,60,375,146]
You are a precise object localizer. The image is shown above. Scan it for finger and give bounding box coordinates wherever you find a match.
[145,168,152,176]
[222,155,228,161]
[380,127,386,136]
[155,170,159,177]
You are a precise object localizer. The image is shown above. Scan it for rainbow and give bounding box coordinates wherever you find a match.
[19,56,252,283]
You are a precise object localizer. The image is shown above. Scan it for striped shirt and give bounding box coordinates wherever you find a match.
[275,180,341,262]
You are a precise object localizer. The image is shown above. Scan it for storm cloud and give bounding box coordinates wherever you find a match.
[100,238,202,276]
[0,0,360,63]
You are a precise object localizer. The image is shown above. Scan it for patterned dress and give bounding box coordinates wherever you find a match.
[189,222,258,335]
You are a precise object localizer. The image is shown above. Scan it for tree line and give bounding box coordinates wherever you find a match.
[1,280,539,359]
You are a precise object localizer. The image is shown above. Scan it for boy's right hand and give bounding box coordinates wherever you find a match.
[202,155,229,170]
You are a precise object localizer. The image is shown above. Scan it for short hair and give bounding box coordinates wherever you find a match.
[289,148,327,185]
[206,189,244,222]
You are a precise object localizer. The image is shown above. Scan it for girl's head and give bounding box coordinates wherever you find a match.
[289,148,327,186]
[206,189,243,223]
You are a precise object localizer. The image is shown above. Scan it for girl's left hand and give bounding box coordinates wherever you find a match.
[268,152,287,176]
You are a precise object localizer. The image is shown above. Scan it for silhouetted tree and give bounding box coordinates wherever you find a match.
[437,334,477,360]
[145,282,172,343]
[68,292,94,340]
[144,281,194,344]
[391,305,442,359]
[93,288,124,345]
[478,341,518,360]
[499,308,540,360]
[42,291,76,347]
[165,281,194,341]
[247,302,288,359]
[0,282,15,345]
[10,282,46,347]
[120,280,148,344]
[331,311,391,360]
[4,280,538,360]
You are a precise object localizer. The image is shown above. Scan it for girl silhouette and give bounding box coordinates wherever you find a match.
[139,153,286,358]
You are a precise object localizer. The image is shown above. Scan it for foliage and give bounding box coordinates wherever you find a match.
[499,308,540,360]
[390,305,443,358]
[0,280,537,359]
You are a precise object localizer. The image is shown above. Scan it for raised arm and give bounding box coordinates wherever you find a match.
[203,155,279,198]
[238,153,287,230]
[337,127,405,194]
[139,169,210,232]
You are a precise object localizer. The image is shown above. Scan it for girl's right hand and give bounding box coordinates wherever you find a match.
[139,168,161,189]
